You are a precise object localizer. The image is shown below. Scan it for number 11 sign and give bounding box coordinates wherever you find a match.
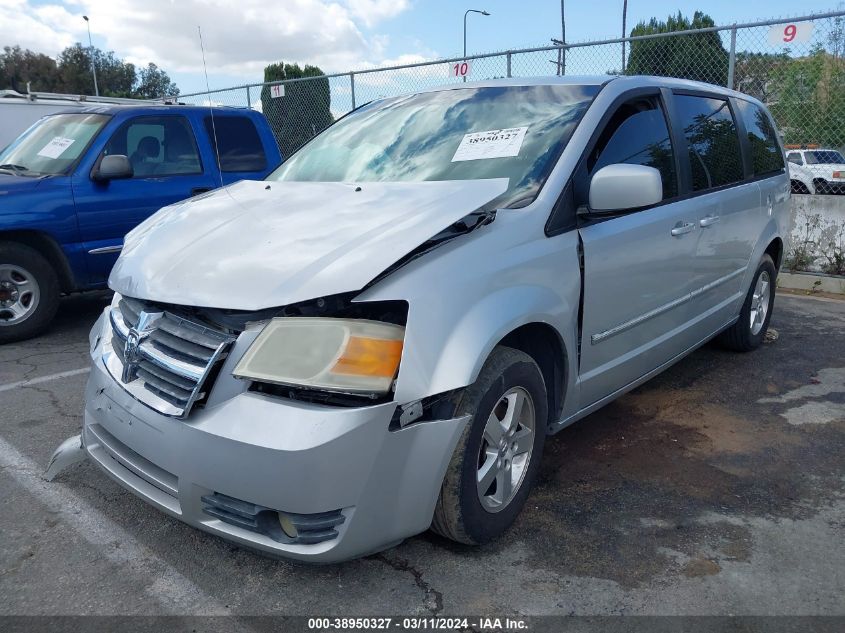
[768,22,814,46]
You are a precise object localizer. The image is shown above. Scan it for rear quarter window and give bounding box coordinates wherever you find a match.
[204,116,267,172]
[675,94,744,191]
[736,100,784,176]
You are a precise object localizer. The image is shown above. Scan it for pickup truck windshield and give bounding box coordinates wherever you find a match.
[0,113,109,176]
[268,84,600,207]
[806,150,845,165]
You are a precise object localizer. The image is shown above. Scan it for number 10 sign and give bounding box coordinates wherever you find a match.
[450,60,472,79]
[768,22,814,46]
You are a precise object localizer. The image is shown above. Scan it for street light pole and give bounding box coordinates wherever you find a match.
[82,15,99,96]
[621,0,628,73]
[463,8,490,82]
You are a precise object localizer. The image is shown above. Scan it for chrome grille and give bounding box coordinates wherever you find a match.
[107,296,235,418]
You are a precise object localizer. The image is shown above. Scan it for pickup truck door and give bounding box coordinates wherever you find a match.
[71,114,217,285]
[576,92,704,408]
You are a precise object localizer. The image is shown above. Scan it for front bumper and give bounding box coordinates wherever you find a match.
[83,310,468,562]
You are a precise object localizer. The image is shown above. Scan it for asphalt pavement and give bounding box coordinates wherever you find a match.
[1,291,843,618]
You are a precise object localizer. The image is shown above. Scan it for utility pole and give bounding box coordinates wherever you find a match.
[560,0,566,76]
[82,15,99,96]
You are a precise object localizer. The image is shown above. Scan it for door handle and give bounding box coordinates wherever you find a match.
[671,222,695,237]
[699,214,720,228]
[191,187,211,196]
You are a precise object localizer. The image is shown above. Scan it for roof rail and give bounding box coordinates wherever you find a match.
[0,84,176,105]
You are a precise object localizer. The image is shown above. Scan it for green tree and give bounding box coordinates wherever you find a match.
[1,42,178,99]
[134,63,178,98]
[767,45,845,147]
[56,43,136,97]
[261,62,333,157]
[626,11,729,86]
[0,46,59,92]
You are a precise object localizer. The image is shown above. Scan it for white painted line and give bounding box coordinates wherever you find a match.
[0,367,90,393]
[0,435,230,615]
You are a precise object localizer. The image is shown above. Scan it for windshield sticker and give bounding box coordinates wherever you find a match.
[36,136,75,159]
[451,127,528,162]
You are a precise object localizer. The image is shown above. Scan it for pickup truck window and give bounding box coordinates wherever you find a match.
[805,150,845,164]
[102,115,202,177]
[675,95,744,191]
[267,84,600,208]
[588,97,677,200]
[736,100,784,176]
[787,152,803,165]
[0,113,108,177]
[204,116,267,172]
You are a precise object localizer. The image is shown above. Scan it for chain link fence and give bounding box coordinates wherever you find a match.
[173,10,845,179]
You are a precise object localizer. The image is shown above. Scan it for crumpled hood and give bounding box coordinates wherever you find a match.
[110,178,508,310]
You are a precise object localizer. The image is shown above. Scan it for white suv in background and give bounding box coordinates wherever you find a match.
[786,148,845,193]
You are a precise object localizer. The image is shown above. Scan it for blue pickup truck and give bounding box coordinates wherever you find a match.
[0,105,282,342]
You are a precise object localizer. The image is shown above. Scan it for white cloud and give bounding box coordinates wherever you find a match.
[0,0,416,79]
[343,0,410,28]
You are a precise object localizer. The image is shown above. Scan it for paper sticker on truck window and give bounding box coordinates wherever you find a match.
[37,136,75,159]
[451,127,528,162]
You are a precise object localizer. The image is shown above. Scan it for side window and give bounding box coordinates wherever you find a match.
[588,97,677,200]
[674,95,744,191]
[787,152,803,165]
[204,116,267,172]
[102,116,201,177]
[736,100,784,175]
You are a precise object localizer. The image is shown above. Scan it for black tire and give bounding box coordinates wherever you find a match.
[718,254,776,352]
[790,180,810,195]
[431,346,547,545]
[0,242,60,344]
[814,179,830,195]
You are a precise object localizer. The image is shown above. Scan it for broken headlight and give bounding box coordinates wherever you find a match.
[233,317,404,396]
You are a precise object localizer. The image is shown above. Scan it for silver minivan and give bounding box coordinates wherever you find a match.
[57,76,789,562]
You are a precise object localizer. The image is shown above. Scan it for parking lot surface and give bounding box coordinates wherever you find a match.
[1,291,843,617]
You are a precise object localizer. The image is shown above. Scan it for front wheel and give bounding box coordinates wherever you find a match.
[431,346,547,545]
[718,254,776,352]
[0,242,60,344]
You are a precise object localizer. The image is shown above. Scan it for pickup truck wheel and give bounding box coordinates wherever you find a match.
[718,254,776,352]
[431,346,547,545]
[0,243,60,344]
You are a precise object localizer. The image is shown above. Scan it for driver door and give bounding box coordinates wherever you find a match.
[577,92,703,407]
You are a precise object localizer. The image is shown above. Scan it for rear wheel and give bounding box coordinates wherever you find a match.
[431,346,547,544]
[814,178,830,194]
[0,242,60,343]
[718,254,776,352]
[790,180,810,194]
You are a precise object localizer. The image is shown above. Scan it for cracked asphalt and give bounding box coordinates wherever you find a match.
[1,290,843,617]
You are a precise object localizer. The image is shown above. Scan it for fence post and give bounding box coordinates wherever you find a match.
[246,86,251,108]
[350,72,356,109]
[727,24,737,89]
[506,52,512,78]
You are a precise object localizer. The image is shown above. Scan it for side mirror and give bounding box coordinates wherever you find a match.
[95,155,133,181]
[588,164,663,213]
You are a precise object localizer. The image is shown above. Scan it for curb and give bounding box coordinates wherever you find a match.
[778,271,845,295]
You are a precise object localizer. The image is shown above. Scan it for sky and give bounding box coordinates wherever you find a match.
[3,0,841,95]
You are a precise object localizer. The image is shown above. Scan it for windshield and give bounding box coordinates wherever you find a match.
[806,150,845,165]
[0,113,109,176]
[268,84,600,207]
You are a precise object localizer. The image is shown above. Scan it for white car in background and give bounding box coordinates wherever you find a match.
[787,161,816,194]
[786,148,845,193]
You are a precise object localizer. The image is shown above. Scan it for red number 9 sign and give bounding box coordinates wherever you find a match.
[768,22,813,46]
